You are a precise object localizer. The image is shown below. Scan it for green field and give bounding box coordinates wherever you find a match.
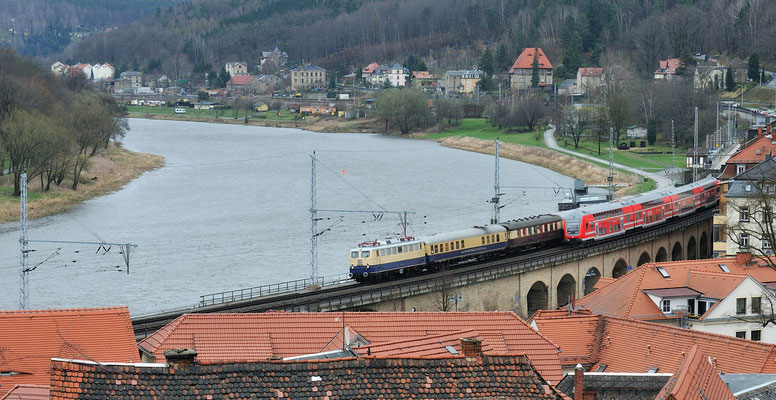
[127,105,296,121]
[720,85,776,108]
[556,134,686,171]
[424,119,549,148]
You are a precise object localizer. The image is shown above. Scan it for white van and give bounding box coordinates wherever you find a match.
[174,108,187,114]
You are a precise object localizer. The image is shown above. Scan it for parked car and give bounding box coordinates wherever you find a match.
[174,108,187,114]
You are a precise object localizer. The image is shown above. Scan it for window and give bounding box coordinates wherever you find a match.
[740,233,750,248]
[351,251,359,259]
[765,239,772,250]
[737,165,746,175]
[752,330,762,341]
[698,301,708,315]
[392,247,397,254]
[481,237,485,245]
[380,249,386,256]
[361,251,370,258]
[753,297,762,314]
[736,298,747,314]
[740,207,750,222]
[736,331,746,339]
[662,299,671,312]
[657,267,671,278]
[460,240,464,248]
[455,241,459,250]
[398,246,403,254]
[647,367,659,373]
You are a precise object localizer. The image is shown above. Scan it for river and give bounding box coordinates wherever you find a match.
[0,119,576,315]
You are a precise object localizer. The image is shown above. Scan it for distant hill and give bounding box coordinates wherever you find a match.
[0,0,182,58]
[51,0,776,82]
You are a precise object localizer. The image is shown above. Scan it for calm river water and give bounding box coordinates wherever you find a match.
[0,119,575,315]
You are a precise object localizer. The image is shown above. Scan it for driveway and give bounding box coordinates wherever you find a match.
[543,124,674,189]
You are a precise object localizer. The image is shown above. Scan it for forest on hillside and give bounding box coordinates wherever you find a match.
[0,0,181,57]
[63,0,776,80]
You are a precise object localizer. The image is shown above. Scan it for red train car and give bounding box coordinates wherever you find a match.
[562,177,719,241]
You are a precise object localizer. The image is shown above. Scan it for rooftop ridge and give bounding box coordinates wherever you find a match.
[0,306,129,315]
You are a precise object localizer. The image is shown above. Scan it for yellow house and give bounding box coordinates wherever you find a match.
[253,102,269,112]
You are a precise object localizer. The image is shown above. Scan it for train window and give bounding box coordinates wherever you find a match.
[496,234,500,241]
[454,241,458,250]
[433,245,438,253]
[481,237,485,245]
[361,251,370,258]
[351,251,359,259]
[415,244,420,251]
[392,247,397,254]
[379,249,385,256]
[486,236,490,244]
[398,246,403,253]
[461,240,465,247]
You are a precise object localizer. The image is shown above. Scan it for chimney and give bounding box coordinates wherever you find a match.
[574,363,585,400]
[460,337,482,361]
[737,251,752,266]
[758,126,764,140]
[164,348,198,368]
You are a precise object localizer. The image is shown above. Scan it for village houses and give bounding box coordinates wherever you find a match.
[225,61,248,76]
[290,63,327,91]
[654,57,682,80]
[575,67,603,95]
[440,69,484,96]
[509,47,553,90]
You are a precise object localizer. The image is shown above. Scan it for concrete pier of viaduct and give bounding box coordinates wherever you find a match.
[368,214,712,318]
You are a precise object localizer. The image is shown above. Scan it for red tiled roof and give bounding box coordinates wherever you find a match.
[654,345,735,400]
[655,58,682,74]
[362,62,380,74]
[725,134,776,165]
[510,47,553,72]
[0,385,49,400]
[226,75,254,85]
[50,355,568,399]
[352,330,496,358]
[574,257,776,320]
[412,70,434,79]
[138,311,564,384]
[578,67,603,77]
[593,277,616,290]
[0,307,138,398]
[532,313,776,375]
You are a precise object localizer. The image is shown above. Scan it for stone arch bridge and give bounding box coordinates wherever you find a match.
[367,210,713,318]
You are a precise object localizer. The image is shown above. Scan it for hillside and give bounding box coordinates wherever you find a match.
[0,0,181,58]
[61,0,776,81]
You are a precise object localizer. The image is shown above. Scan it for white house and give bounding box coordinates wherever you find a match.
[225,62,248,76]
[386,63,408,87]
[90,63,115,81]
[690,276,776,343]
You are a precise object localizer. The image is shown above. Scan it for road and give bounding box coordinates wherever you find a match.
[543,124,674,189]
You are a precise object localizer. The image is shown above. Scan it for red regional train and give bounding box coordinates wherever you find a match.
[562,176,719,240]
[349,177,719,281]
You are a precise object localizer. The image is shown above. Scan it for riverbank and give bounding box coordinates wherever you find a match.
[127,111,382,133]
[0,144,164,223]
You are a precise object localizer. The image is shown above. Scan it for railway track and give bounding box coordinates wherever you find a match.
[132,208,715,338]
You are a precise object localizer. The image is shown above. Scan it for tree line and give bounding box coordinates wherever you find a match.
[64,0,776,86]
[0,49,128,196]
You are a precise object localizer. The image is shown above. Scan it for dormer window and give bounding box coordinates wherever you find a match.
[737,165,746,175]
[662,299,671,312]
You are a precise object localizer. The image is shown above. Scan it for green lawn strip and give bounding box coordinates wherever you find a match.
[557,134,683,171]
[425,118,548,148]
[0,186,43,203]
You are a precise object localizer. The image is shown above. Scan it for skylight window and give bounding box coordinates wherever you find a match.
[719,264,730,273]
[647,367,659,373]
[595,364,608,372]
[445,345,459,355]
[657,267,671,278]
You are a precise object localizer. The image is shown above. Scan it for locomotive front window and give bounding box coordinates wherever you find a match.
[351,251,359,259]
[361,251,370,258]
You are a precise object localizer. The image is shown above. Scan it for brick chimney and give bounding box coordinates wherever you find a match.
[164,348,198,368]
[759,126,764,140]
[737,251,752,266]
[574,363,585,400]
[460,337,482,361]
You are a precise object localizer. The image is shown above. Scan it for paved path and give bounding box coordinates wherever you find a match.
[543,124,674,189]
[709,143,740,171]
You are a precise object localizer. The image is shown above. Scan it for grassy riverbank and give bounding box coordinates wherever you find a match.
[0,144,164,223]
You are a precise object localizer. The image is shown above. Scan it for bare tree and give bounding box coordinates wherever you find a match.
[559,103,590,150]
[727,174,776,271]
[515,93,546,132]
[636,83,658,125]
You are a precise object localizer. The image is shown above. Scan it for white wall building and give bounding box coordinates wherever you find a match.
[690,277,776,343]
[225,62,248,76]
